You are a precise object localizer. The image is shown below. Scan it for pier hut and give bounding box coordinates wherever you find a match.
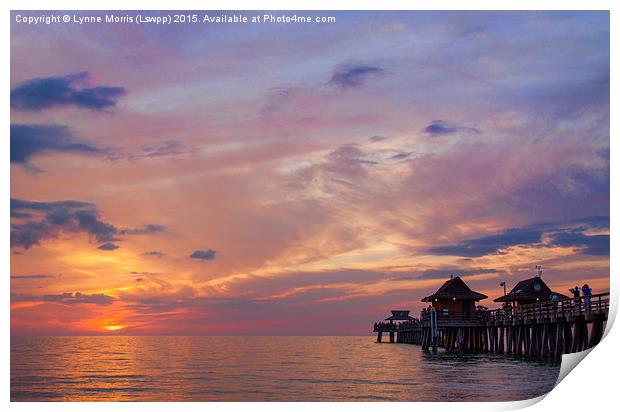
[385,310,415,323]
[383,310,414,343]
[421,276,487,320]
[374,310,415,343]
[493,276,568,306]
[418,276,488,351]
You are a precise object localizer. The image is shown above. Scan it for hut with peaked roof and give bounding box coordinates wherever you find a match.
[493,276,569,306]
[422,276,487,318]
[385,310,414,324]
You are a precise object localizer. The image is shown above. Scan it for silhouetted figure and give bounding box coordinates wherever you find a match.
[549,294,559,314]
[569,286,581,313]
[502,302,513,318]
[582,284,592,310]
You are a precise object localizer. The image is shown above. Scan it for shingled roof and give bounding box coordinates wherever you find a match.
[494,276,569,303]
[422,276,488,302]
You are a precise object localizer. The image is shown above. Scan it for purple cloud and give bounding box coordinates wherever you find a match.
[11,124,101,166]
[328,63,384,88]
[10,198,164,249]
[190,249,216,261]
[97,242,119,251]
[11,72,125,111]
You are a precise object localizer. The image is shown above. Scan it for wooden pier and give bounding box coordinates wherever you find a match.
[373,278,609,359]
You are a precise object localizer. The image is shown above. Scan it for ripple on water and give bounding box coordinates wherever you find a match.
[11,336,560,401]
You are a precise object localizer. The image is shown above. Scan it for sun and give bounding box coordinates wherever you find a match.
[104,325,125,331]
[101,321,126,332]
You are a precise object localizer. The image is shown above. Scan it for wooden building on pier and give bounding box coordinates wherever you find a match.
[385,310,415,323]
[421,276,487,319]
[374,310,416,343]
[493,276,569,306]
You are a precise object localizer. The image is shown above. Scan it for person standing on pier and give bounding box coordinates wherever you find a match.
[582,284,592,311]
[570,286,581,313]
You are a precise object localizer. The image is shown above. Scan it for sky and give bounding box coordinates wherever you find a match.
[10,11,610,335]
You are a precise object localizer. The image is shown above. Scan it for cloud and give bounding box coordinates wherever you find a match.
[213,268,389,298]
[11,211,34,219]
[571,215,609,230]
[325,144,377,174]
[10,198,163,249]
[190,249,216,261]
[391,268,499,282]
[428,217,610,257]
[143,251,165,258]
[11,124,101,165]
[72,210,118,241]
[424,120,457,135]
[124,140,192,161]
[12,125,189,167]
[289,143,379,196]
[130,271,160,276]
[260,87,300,116]
[415,268,498,280]
[12,291,115,305]
[10,221,57,250]
[97,242,119,251]
[390,152,413,160]
[424,120,480,136]
[548,231,609,256]
[389,132,609,251]
[295,144,379,185]
[122,224,166,235]
[11,274,54,280]
[429,227,543,257]
[11,198,94,213]
[328,63,384,88]
[11,72,125,111]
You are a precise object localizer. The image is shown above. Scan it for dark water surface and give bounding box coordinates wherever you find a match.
[11,336,560,401]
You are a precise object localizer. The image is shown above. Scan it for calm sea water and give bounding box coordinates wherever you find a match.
[11,336,560,402]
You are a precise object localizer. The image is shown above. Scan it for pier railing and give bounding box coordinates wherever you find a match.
[373,323,398,332]
[420,311,480,321]
[485,293,610,323]
[417,311,483,327]
[373,321,421,332]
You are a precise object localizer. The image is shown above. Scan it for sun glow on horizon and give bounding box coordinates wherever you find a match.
[102,322,125,332]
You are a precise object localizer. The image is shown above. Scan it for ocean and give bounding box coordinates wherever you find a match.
[11,336,560,402]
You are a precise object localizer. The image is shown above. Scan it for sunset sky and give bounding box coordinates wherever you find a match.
[10,11,609,335]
